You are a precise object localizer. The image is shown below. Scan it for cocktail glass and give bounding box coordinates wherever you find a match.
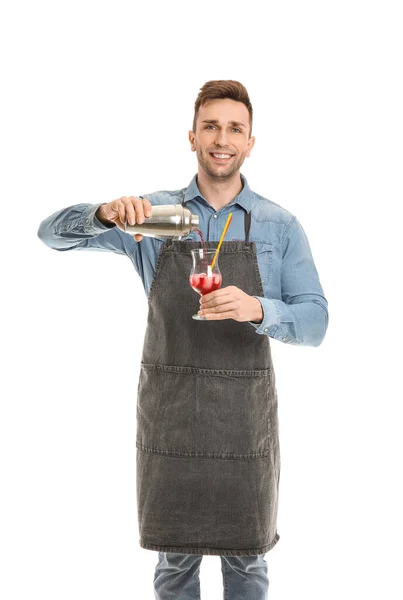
[189,249,222,320]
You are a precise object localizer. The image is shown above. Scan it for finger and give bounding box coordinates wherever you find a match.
[202,310,235,321]
[201,294,233,308]
[131,196,147,224]
[201,287,232,304]
[120,196,136,225]
[199,301,235,315]
[143,198,152,217]
[116,198,127,225]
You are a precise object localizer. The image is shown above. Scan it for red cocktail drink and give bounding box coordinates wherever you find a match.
[189,249,222,320]
[189,273,222,295]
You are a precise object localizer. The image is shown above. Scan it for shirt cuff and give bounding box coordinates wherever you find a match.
[249,296,280,335]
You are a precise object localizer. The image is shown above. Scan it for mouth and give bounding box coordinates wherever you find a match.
[209,152,235,163]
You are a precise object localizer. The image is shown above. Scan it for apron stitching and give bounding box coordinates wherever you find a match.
[140,363,270,377]
[147,244,171,303]
[136,444,271,459]
[141,539,279,556]
[250,241,265,296]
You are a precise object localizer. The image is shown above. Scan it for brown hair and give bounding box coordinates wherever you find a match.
[192,80,253,138]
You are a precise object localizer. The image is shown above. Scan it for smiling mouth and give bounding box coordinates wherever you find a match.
[209,153,234,162]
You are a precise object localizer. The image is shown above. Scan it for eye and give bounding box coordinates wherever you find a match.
[205,125,242,133]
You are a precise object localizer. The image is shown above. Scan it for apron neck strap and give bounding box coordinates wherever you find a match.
[244,210,251,244]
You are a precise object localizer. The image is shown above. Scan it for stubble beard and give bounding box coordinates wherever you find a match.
[197,147,245,180]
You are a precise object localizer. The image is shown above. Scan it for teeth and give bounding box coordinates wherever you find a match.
[212,153,232,159]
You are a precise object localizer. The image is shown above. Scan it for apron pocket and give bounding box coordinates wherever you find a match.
[137,363,274,458]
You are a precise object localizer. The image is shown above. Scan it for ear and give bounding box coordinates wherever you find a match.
[188,130,196,152]
[246,136,255,157]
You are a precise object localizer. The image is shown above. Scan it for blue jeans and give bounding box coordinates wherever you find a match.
[154,552,269,600]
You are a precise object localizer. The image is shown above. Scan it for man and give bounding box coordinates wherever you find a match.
[38,79,328,600]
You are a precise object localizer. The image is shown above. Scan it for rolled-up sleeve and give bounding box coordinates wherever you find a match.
[37,202,137,257]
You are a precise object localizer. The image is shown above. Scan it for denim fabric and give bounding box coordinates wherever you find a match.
[37,172,328,347]
[136,212,280,556]
[154,552,269,600]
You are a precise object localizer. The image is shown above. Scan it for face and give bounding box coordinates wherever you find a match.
[188,98,255,180]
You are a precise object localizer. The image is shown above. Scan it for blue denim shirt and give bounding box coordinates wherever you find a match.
[37,173,328,347]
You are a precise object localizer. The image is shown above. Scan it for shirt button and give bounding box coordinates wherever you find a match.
[213,214,218,219]
[264,328,268,332]
[282,337,287,341]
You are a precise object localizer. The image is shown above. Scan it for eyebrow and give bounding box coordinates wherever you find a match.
[201,119,247,128]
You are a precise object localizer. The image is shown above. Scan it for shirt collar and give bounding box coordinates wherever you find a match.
[183,172,253,213]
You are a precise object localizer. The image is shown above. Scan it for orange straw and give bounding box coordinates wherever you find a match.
[210,212,232,269]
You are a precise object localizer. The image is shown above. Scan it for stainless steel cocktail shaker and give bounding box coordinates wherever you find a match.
[123,204,199,238]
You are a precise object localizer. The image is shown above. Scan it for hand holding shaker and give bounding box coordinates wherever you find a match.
[124,204,199,239]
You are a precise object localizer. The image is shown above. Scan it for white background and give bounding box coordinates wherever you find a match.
[1,1,402,598]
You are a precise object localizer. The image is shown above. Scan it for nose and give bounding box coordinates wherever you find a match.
[214,128,228,146]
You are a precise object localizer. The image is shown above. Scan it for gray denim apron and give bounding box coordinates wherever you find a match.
[136,209,280,556]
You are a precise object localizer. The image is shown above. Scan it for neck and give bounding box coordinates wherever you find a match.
[196,170,243,211]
